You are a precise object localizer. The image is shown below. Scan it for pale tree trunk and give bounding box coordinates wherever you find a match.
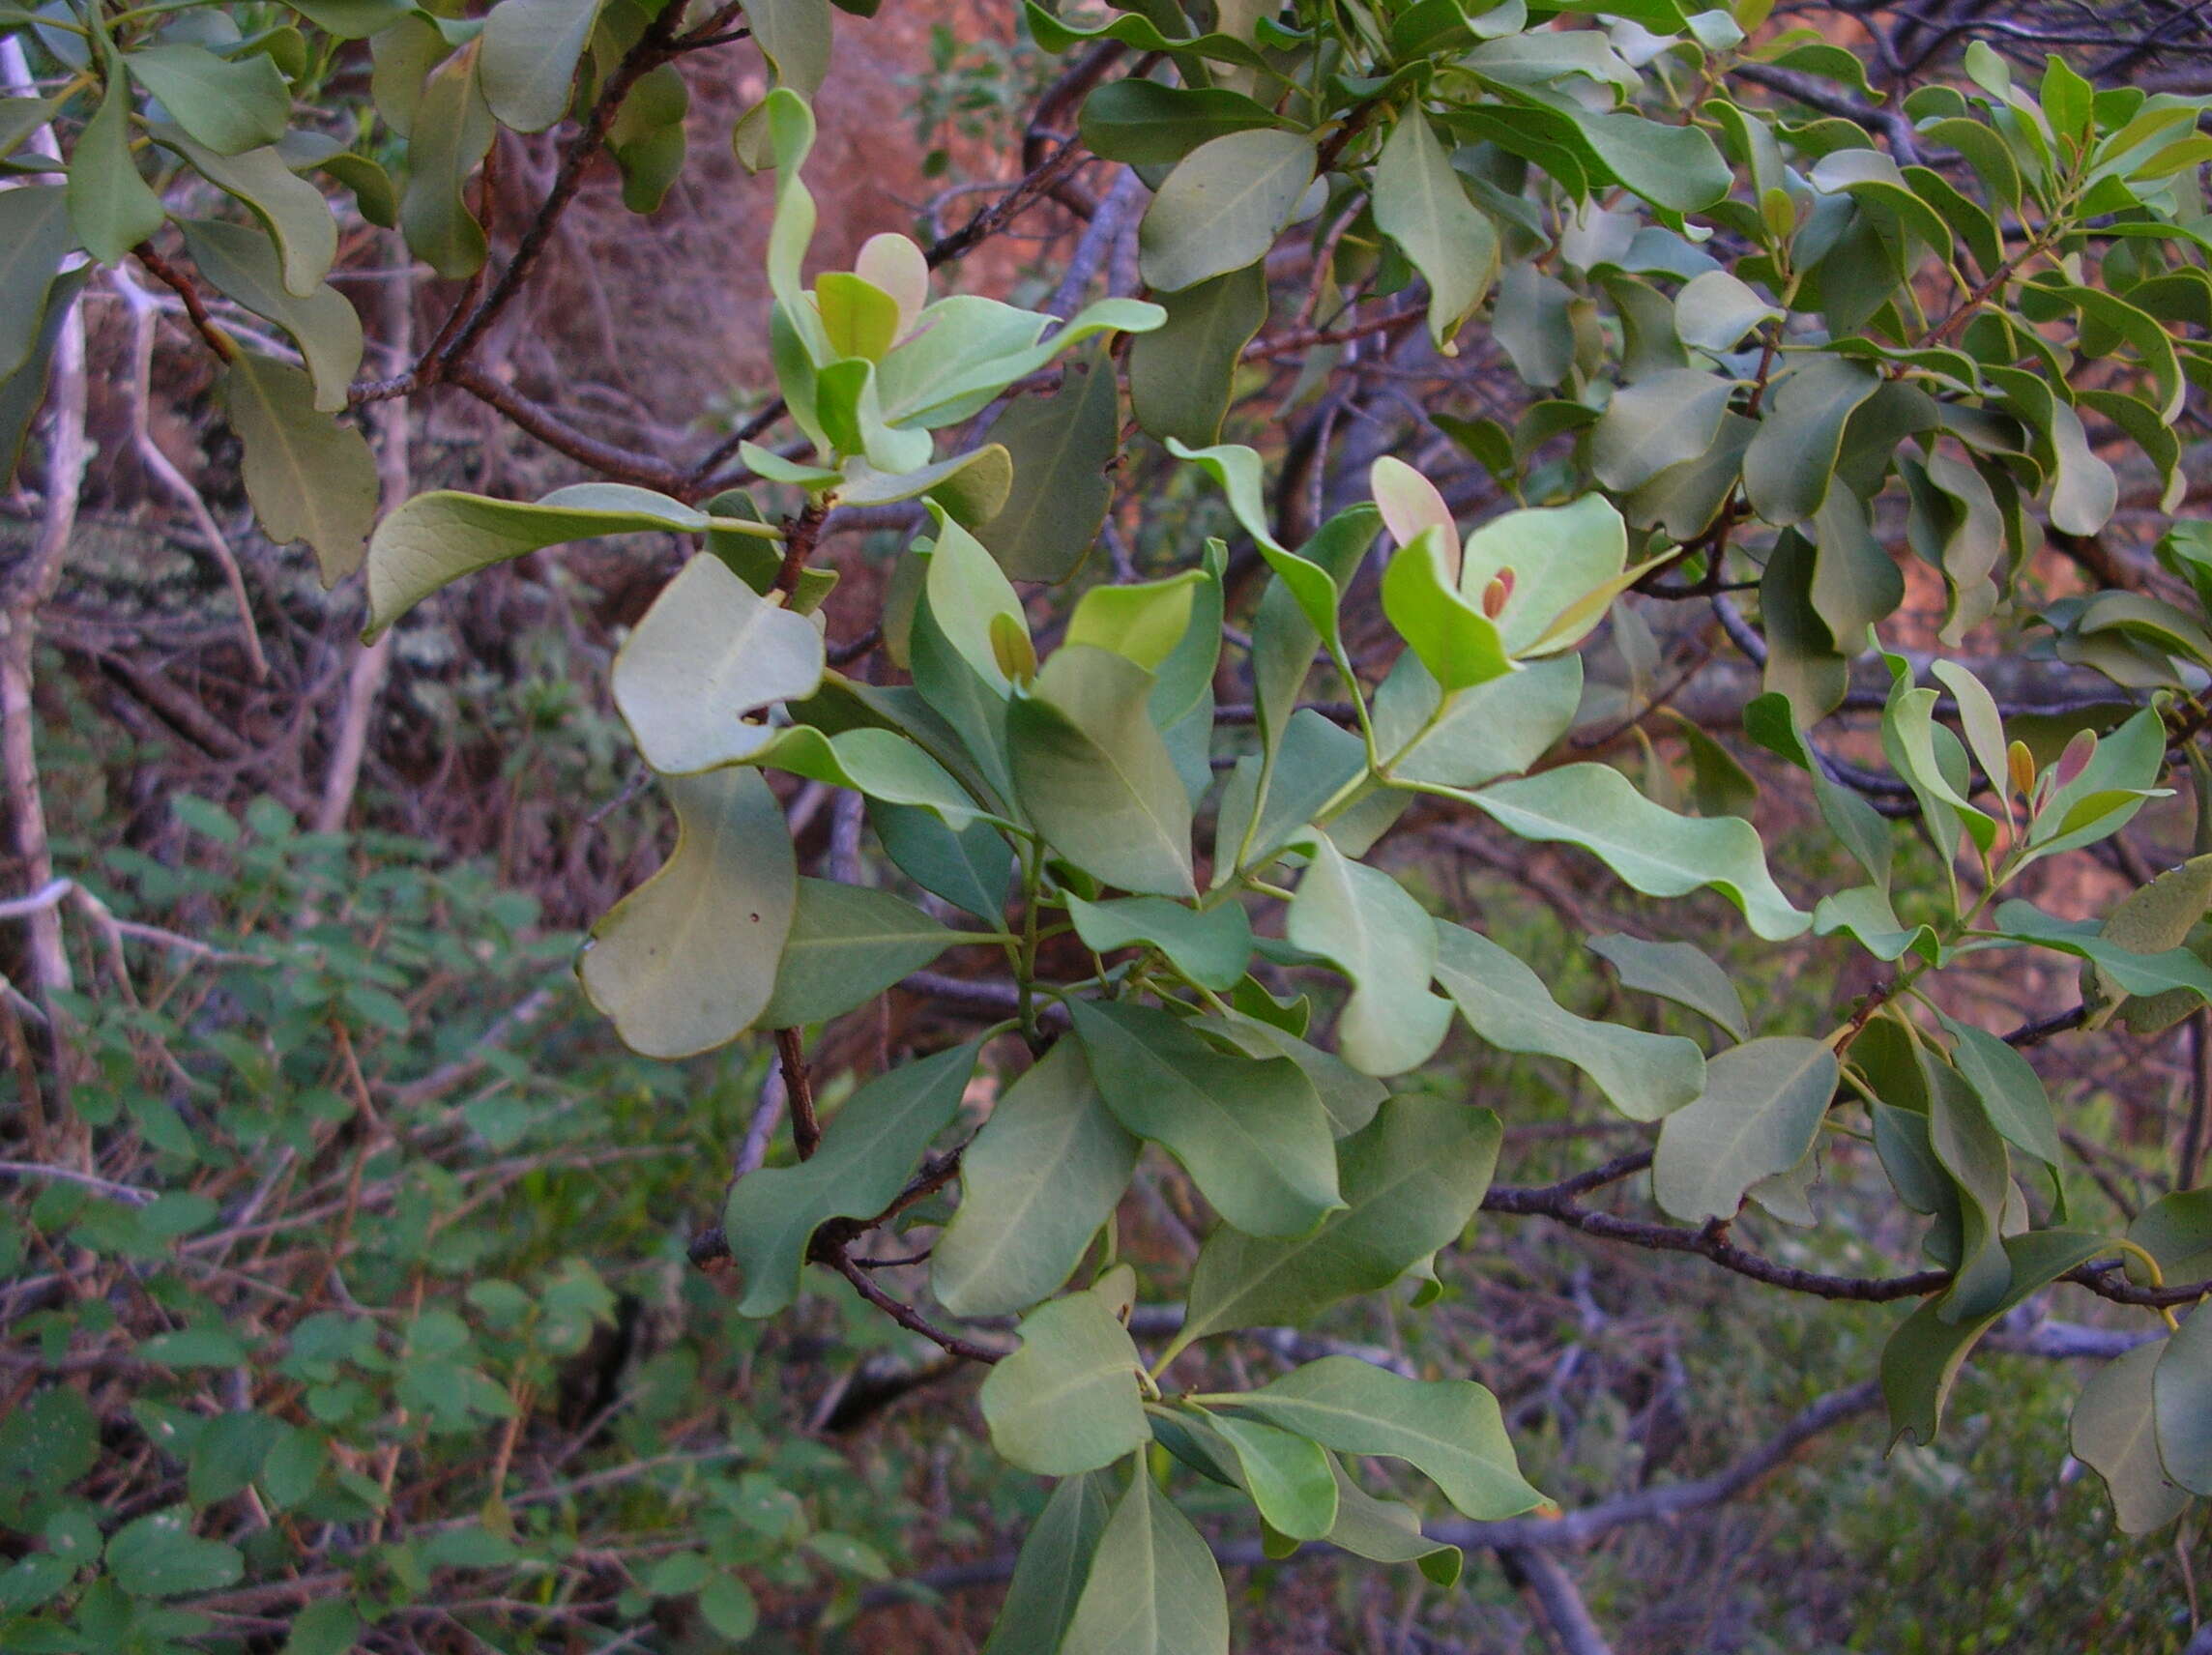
[1,35,88,1121]
[312,236,415,835]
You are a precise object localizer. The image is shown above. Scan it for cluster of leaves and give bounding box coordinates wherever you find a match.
[15,0,2212,1643]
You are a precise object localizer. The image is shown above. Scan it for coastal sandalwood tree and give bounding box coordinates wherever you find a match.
[8,0,2212,1644]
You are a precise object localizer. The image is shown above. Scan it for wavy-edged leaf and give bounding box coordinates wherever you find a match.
[1286,836,1453,1076]
[578,768,796,1060]
[1058,1460,1230,1655]
[720,1040,979,1315]
[124,44,290,155]
[365,483,711,637]
[1652,1037,1837,1221]
[1469,764,1811,941]
[181,219,363,412]
[1435,922,1705,1120]
[1139,128,1315,294]
[480,0,604,131]
[1586,932,1749,1040]
[756,879,956,1027]
[226,351,379,585]
[979,1471,1115,1655]
[1207,1357,1542,1521]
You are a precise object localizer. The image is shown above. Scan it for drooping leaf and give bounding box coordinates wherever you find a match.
[935,1039,1140,1318]
[69,65,166,264]
[1586,932,1750,1040]
[1373,108,1498,350]
[480,0,604,131]
[1058,1461,1230,1655]
[1171,1095,1499,1354]
[1469,764,1811,941]
[978,344,1119,582]
[578,768,796,1060]
[1315,1457,1463,1583]
[871,800,1012,921]
[1208,1357,1543,1521]
[180,219,364,412]
[0,187,81,381]
[720,1040,980,1316]
[226,351,380,586]
[2154,1305,2212,1496]
[1651,1037,1838,1221]
[162,132,339,298]
[1742,356,1881,526]
[756,879,957,1027]
[979,1471,1116,1655]
[1435,922,1705,1121]
[1286,836,1454,1076]
[2075,1342,2191,1534]
[1070,999,1340,1238]
[398,45,496,280]
[1009,647,1195,898]
[980,1265,1149,1476]
[1129,263,1266,450]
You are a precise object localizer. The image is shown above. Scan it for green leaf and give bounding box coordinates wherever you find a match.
[978,344,1119,582]
[1287,835,1454,1076]
[280,1600,364,1655]
[1079,79,1285,164]
[1381,527,1512,692]
[1569,109,1732,213]
[871,800,1011,920]
[187,1412,283,1508]
[1590,369,1733,493]
[722,1041,981,1317]
[1880,1229,2109,1446]
[935,1040,1139,1318]
[981,1266,1150,1475]
[1129,264,1266,451]
[610,555,825,775]
[1925,1054,2011,1321]
[1066,569,1207,673]
[1010,647,1195,898]
[1675,268,1779,352]
[1316,1457,1463,1583]
[755,724,985,828]
[2155,1305,2212,1496]
[282,0,413,34]
[1459,494,1637,657]
[1435,922,1706,1120]
[2129,1188,2212,1284]
[1994,900,2212,1002]
[1024,0,1270,69]
[1172,1094,1499,1354]
[0,265,88,488]
[1059,1461,1230,1655]
[1168,440,1344,647]
[1941,1016,2063,1170]
[745,0,831,94]
[921,507,1029,692]
[1380,654,1583,790]
[0,186,80,381]
[125,44,290,155]
[578,768,796,1060]
[980,1472,1116,1655]
[1652,1037,1838,1221]
[1066,893,1251,993]
[757,879,957,1027]
[1586,932,1750,1040]
[876,296,1162,431]
[1374,109,1498,351]
[69,66,166,264]
[365,483,711,637]
[480,0,603,131]
[398,46,495,279]
[181,220,363,413]
[0,1388,96,1520]
[1139,127,1315,293]
[1070,999,1340,1237]
[2075,1343,2191,1534]
[1742,357,1882,526]
[1203,1412,1337,1540]
[1208,1357,1542,1521]
[699,1573,758,1638]
[1469,764,1811,941]
[162,131,339,298]
[226,351,380,586]
[104,1510,244,1598]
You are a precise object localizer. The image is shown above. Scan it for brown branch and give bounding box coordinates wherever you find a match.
[771,500,830,598]
[828,1252,1004,1363]
[441,360,691,492]
[925,136,1093,271]
[775,1028,820,1158]
[131,244,233,361]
